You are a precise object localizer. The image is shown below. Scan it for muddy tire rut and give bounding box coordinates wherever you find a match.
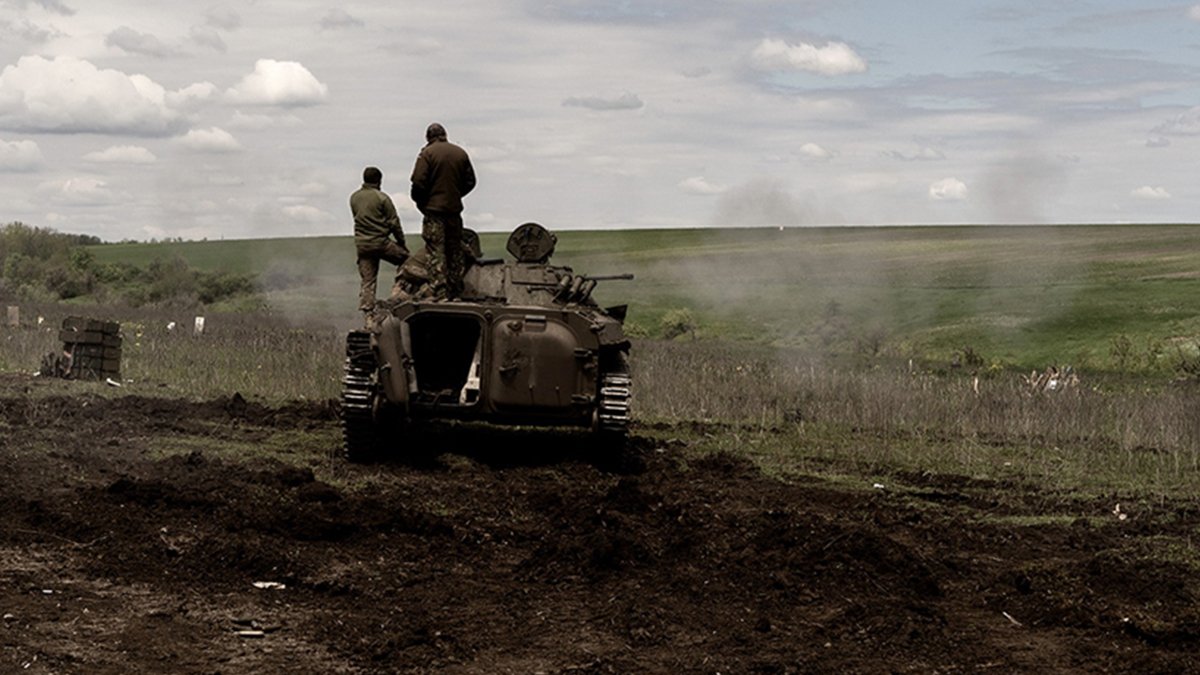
[1,373,1197,673]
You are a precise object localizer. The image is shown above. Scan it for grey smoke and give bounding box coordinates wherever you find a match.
[712,178,840,227]
[977,155,1067,225]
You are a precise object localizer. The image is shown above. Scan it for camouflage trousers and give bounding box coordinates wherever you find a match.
[421,212,464,300]
[356,240,409,312]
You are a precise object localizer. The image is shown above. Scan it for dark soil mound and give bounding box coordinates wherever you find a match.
[1,373,1197,673]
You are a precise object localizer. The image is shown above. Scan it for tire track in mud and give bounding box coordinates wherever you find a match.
[1,374,1198,673]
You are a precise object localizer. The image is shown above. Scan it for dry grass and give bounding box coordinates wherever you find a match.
[6,302,1200,494]
[634,338,1200,494]
[1,302,344,401]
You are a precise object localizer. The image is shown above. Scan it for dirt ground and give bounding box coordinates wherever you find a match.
[1,372,1198,674]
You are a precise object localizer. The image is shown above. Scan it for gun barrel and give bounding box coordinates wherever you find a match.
[583,273,635,281]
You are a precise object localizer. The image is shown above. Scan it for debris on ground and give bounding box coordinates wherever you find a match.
[1022,365,1078,393]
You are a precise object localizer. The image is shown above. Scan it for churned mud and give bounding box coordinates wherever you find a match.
[0,372,1197,673]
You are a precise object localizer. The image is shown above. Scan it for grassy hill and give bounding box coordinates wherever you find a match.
[87,225,1200,371]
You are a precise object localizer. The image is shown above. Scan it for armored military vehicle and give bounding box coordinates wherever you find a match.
[340,222,632,461]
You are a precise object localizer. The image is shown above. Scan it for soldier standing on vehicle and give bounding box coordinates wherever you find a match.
[350,166,408,325]
[410,122,475,300]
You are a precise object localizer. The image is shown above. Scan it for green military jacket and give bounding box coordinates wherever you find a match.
[410,139,476,215]
[350,183,404,251]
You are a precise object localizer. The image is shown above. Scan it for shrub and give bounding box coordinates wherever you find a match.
[2,222,263,307]
[953,345,985,370]
[661,308,697,340]
[93,261,142,285]
[44,266,94,299]
[196,270,257,304]
[1110,334,1134,371]
[1173,343,1200,381]
[622,319,651,338]
[3,252,45,291]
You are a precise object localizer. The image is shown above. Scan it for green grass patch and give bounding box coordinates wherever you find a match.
[86,224,1200,370]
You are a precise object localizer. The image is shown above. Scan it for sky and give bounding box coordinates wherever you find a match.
[0,0,1198,241]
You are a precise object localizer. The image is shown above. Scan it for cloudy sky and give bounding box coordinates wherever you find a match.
[0,0,1198,241]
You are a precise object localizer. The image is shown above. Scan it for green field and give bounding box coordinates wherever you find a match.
[0,223,1190,497]
[88,225,1200,371]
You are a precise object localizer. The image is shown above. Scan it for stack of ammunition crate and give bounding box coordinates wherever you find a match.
[60,316,122,380]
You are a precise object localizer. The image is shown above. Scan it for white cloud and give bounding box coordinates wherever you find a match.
[562,92,644,110]
[886,146,946,161]
[176,127,242,153]
[166,82,217,109]
[38,177,120,206]
[750,39,868,76]
[105,26,179,57]
[1131,186,1170,200]
[0,138,42,171]
[929,178,968,201]
[226,59,329,107]
[281,204,331,223]
[82,145,156,164]
[227,110,302,129]
[3,2,1199,239]
[1189,5,1200,21]
[798,142,832,160]
[1152,107,1200,136]
[679,176,726,195]
[0,55,183,135]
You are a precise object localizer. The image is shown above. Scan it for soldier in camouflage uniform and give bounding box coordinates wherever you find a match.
[350,166,408,323]
[392,247,433,302]
[410,123,475,300]
[391,229,483,303]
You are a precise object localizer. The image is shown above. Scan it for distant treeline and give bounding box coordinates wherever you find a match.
[0,222,257,306]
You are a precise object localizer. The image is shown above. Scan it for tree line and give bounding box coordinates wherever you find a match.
[0,222,257,306]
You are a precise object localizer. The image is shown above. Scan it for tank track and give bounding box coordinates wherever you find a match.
[597,371,632,437]
[341,330,379,461]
